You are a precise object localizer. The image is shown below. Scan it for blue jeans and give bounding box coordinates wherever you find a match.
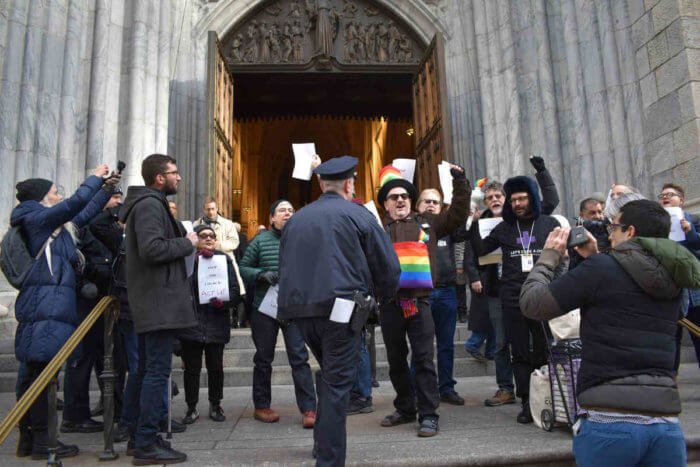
[351,330,372,399]
[465,328,496,357]
[431,286,458,394]
[573,419,686,467]
[487,297,514,392]
[118,320,169,420]
[121,329,174,448]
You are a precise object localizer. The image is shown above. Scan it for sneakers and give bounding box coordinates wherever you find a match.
[464,347,487,362]
[182,407,199,425]
[347,396,374,415]
[60,417,104,433]
[132,440,187,465]
[516,401,534,424]
[417,416,439,437]
[484,389,516,407]
[254,408,280,423]
[302,411,316,429]
[209,404,226,422]
[439,391,465,406]
[380,411,415,427]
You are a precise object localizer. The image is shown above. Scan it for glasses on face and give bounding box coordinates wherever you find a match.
[387,193,410,202]
[510,195,529,205]
[198,233,216,240]
[485,193,503,201]
[161,170,179,176]
[421,199,440,205]
[657,192,680,200]
[606,223,628,235]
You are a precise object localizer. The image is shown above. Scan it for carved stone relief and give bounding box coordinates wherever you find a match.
[222,0,423,68]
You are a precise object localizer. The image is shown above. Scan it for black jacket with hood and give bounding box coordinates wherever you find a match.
[520,238,700,416]
[119,186,197,333]
[469,176,562,308]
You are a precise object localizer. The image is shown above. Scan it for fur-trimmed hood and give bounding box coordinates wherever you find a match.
[502,176,542,224]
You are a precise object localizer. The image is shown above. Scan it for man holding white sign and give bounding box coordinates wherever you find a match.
[179,225,240,425]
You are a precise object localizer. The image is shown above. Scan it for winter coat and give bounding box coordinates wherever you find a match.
[239,228,281,309]
[383,177,471,299]
[680,213,700,259]
[278,191,401,320]
[193,215,246,295]
[10,175,110,363]
[178,251,240,344]
[119,186,197,334]
[520,237,700,416]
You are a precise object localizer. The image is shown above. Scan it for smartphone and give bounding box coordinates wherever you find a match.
[567,225,588,249]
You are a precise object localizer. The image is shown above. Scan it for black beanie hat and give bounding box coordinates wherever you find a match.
[16,178,53,203]
[194,224,215,236]
[269,199,292,217]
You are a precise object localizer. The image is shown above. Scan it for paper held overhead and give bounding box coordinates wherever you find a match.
[665,207,686,242]
[292,143,317,181]
[391,158,416,183]
[438,161,453,204]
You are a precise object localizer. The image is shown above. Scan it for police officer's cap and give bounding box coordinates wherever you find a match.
[313,156,358,181]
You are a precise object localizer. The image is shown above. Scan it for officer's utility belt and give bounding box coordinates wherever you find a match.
[348,291,376,333]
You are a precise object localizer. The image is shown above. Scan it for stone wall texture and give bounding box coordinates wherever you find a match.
[0,0,698,327]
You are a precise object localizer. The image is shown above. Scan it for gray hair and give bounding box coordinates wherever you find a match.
[604,192,647,220]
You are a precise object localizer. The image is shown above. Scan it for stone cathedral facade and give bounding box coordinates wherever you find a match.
[0,0,698,331]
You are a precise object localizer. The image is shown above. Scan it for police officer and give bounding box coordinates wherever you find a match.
[278,156,401,466]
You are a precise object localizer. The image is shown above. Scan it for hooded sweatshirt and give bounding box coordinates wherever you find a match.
[520,237,700,416]
[470,176,561,308]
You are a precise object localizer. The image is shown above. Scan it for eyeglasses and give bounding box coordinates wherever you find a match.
[387,193,410,201]
[510,195,529,204]
[421,199,440,205]
[161,170,179,176]
[606,223,628,235]
[198,233,216,240]
[657,192,680,200]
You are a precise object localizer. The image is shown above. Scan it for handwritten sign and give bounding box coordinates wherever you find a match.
[478,218,503,265]
[258,284,279,319]
[292,143,316,181]
[438,161,453,204]
[392,158,416,183]
[665,207,686,242]
[197,255,230,305]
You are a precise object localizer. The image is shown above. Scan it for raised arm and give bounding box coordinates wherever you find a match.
[432,171,471,239]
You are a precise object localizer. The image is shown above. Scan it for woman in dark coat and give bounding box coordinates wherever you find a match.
[10,165,118,459]
[179,224,240,424]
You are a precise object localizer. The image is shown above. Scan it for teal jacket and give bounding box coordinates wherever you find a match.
[239,229,281,308]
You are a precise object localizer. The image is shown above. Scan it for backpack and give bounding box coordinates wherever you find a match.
[0,226,50,289]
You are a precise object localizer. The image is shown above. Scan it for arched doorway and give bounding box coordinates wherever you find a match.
[205,0,454,237]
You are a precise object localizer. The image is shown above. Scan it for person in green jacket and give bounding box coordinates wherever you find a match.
[239,200,317,428]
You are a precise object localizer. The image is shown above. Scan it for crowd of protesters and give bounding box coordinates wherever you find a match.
[4,152,699,466]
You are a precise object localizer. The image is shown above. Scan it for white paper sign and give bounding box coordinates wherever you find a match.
[363,201,383,226]
[181,221,193,233]
[392,158,416,183]
[438,161,453,204]
[553,215,571,229]
[197,255,230,305]
[329,297,355,324]
[477,218,503,266]
[292,143,317,181]
[258,284,279,319]
[181,221,195,277]
[665,207,686,242]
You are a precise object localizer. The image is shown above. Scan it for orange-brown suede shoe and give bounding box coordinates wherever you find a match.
[302,411,316,429]
[254,408,280,423]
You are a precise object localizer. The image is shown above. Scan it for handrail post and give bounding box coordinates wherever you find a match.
[99,300,119,461]
[46,377,61,466]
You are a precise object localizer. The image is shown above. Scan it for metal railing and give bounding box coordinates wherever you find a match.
[0,295,121,464]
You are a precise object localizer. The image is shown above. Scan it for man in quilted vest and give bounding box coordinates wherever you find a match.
[377,164,470,437]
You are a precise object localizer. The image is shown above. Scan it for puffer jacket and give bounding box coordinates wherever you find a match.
[178,251,240,344]
[520,237,700,416]
[10,175,110,362]
[239,228,281,308]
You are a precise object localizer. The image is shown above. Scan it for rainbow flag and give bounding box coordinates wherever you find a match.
[418,228,429,243]
[476,177,488,188]
[393,241,433,289]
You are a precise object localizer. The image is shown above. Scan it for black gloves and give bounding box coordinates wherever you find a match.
[450,165,466,180]
[257,270,279,285]
[529,156,546,173]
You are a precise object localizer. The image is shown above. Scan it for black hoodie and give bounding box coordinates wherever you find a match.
[470,176,561,308]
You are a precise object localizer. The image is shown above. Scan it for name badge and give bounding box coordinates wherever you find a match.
[437,239,447,247]
[521,254,534,272]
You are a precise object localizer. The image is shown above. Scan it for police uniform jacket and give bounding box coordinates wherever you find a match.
[277,191,401,320]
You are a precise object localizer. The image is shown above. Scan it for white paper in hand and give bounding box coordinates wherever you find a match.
[258,285,279,319]
[363,201,383,226]
[666,207,686,242]
[438,161,453,204]
[329,297,355,324]
[197,255,230,305]
[292,143,316,181]
[392,158,416,183]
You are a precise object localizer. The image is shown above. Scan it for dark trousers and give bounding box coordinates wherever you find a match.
[295,317,361,467]
[455,283,468,319]
[380,299,439,419]
[18,361,50,434]
[180,340,225,407]
[502,304,547,402]
[63,317,102,423]
[121,329,174,448]
[251,309,316,412]
[430,286,458,394]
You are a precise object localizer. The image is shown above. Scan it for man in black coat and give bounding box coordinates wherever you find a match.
[119,154,199,465]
